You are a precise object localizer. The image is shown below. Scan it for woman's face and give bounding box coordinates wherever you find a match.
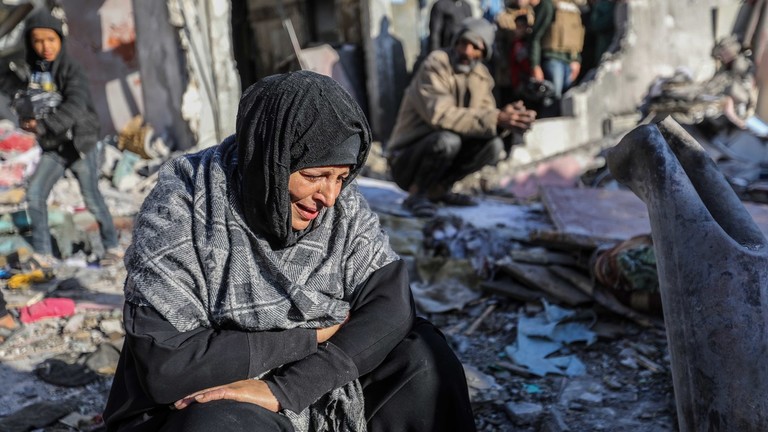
[288,165,351,230]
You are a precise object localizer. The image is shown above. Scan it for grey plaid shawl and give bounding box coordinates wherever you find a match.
[124,137,397,431]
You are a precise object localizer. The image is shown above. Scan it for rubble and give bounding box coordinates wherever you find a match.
[1,113,766,431]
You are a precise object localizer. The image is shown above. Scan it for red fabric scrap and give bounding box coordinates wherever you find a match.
[0,130,36,153]
[19,298,76,323]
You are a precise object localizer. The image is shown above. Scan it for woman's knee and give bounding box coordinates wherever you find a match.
[160,400,294,432]
[364,320,475,431]
[396,320,467,396]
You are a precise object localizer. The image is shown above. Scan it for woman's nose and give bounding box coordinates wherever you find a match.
[316,181,341,208]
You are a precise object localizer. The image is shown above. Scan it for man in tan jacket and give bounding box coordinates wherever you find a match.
[388,17,536,217]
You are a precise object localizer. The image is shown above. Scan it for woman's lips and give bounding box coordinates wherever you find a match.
[296,203,319,220]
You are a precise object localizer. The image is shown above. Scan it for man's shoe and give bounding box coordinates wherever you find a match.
[432,192,478,207]
[402,194,438,218]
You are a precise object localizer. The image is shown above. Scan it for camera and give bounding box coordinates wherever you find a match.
[521,78,555,108]
[11,87,62,120]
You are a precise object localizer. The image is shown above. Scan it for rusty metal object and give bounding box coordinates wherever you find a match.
[606,117,768,431]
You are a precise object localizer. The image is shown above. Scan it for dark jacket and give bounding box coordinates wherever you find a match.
[388,49,500,152]
[428,0,473,52]
[529,0,554,68]
[4,10,100,156]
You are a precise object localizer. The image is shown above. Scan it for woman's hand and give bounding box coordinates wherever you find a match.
[316,313,350,343]
[174,379,280,412]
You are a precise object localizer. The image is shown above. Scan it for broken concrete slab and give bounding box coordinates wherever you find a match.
[411,257,482,313]
[505,401,544,426]
[540,185,768,248]
[538,186,654,248]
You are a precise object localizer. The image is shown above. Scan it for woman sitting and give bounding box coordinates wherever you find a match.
[103,71,476,432]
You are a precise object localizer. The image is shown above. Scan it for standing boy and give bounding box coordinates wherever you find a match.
[2,10,121,266]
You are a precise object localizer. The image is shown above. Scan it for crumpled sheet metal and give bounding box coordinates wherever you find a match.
[606,117,768,432]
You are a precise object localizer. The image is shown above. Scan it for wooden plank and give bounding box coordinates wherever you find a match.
[508,248,579,267]
[548,265,594,296]
[539,185,768,247]
[497,261,592,306]
[481,279,546,303]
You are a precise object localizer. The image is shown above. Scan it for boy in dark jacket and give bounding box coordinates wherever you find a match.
[4,10,121,266]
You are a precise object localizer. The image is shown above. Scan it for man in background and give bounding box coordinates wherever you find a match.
[529,0,585,117]
[388,18,536,218]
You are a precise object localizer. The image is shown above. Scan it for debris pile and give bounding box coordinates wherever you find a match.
[1,118,767,430]
[0,117,167,430]
[359,175,682,431]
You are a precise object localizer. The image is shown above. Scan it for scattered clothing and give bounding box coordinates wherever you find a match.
[36,357,100,387]
[6,268,54,290]
[19,297,75,323]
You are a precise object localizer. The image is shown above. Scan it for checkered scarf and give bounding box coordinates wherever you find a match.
[125,72,397,431]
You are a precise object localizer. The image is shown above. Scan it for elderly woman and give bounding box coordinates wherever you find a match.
[103,71,476,432]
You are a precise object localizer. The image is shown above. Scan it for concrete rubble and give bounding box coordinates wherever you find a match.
[2,115,768,429]
[1,1,767,432]
[0,125,673,432]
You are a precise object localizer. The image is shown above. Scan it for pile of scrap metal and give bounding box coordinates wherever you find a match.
[637,17,768,204]
[642,35,757,127]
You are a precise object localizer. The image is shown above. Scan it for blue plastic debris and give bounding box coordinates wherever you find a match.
[503,300,596,377]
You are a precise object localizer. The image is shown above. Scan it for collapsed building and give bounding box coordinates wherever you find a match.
[5,0,764,155]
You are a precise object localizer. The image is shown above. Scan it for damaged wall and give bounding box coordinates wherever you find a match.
[482,0,748,189]
[234,0,369,126]
[136,0,239,150]
[362,0,423,142]
[241,0,307,80]
[166,0,240,149]
[64,0,239,151]
[63,0,142,137]
[363,0,748,171]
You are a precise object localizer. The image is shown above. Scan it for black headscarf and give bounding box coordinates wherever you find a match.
[236,70,372,249]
